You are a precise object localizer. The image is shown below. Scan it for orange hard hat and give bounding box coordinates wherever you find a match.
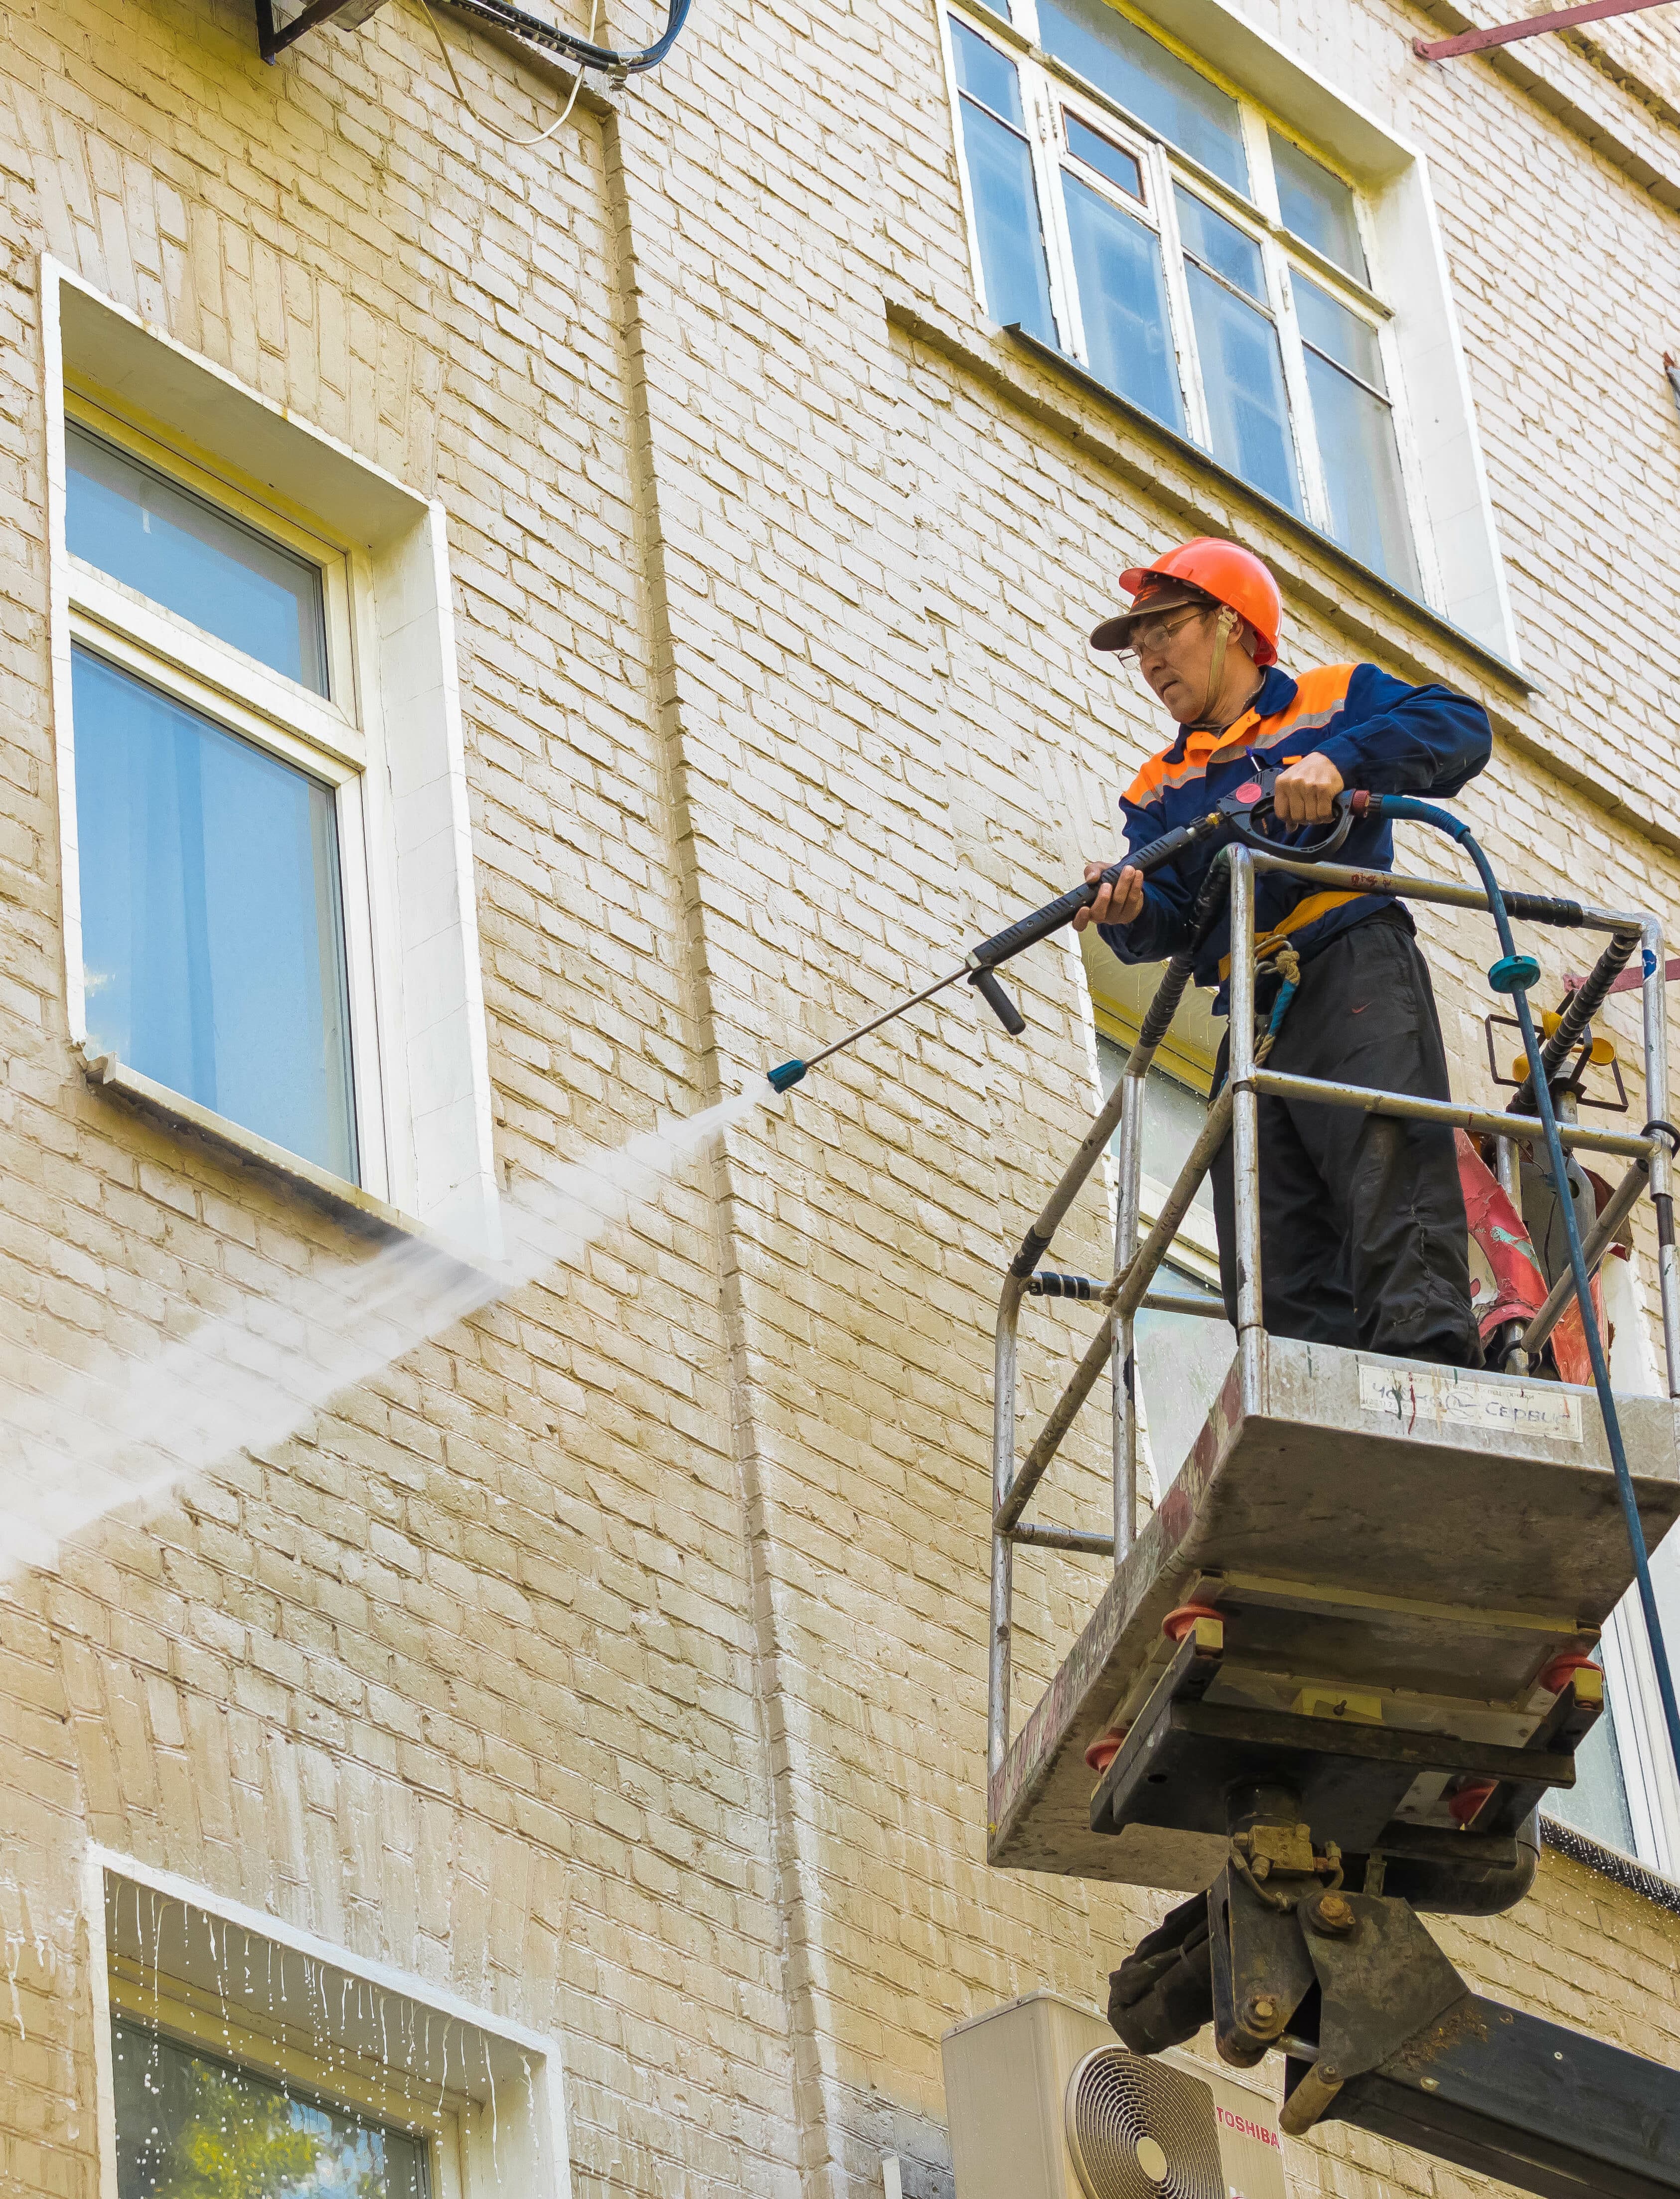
[1091,537,1281,666]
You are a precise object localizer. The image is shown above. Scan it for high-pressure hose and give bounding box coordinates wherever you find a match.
[1366,793,1680,1782]
[1509,923,1643,1121]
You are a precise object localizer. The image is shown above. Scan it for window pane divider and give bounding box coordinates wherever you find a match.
[1179,249,1274,318]
[1277,233,1392,317]
[1152,154,1215,453]
[66,579,367,774]
[959,85,1028,137]
[1301,341,1391,406]
[1267,249,1334,535]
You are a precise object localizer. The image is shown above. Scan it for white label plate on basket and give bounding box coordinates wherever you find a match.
[1358,1360,1583,1441]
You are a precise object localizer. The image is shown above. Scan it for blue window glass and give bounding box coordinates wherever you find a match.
[1297,277,1418,590]
[951,16,1025,118]
[1173,187,1264,302]
[1065,113,1143,200]
[73,648,358,1181]
[1302,351,1418,591]
[112,2019,428,2199]
[1295,274,1386,388]
[1037,0,1247,194]
[1183,267,1299,513]
[1173,189,1299,511]
[1063,176,1183,431]
[66,424,329,695]
[1269,129,1368,283]
[1543,1656,1638,1857]
[950,22,1058,340]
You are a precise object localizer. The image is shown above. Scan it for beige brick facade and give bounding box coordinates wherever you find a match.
[3,0,1680,2190]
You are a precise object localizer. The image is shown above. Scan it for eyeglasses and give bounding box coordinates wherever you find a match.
[1116,605,1209,661]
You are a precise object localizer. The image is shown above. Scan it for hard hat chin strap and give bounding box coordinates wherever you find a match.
[1195,605,1239,728]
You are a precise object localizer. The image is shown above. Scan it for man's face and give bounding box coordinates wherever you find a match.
[1133,601,1225,724]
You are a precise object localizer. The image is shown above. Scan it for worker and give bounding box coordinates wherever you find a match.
[1075,538,1493,1368]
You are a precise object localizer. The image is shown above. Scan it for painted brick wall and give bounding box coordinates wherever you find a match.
[1,0,1680,2191]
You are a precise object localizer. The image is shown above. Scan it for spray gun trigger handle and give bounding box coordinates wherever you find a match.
[969,966,1027,1036]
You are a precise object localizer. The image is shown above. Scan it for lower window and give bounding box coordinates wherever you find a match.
[73,645,359,1182]
[1097,1033,1235,1490]
[113,2017,428,2199]
[1543,1654,1639,1857]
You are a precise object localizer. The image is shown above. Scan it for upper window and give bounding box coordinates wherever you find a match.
[63,412,367,1183]
[944,0,1422,593]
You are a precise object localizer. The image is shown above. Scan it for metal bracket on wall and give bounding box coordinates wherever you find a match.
[1415,0,1679,61]
[255,0,390,62]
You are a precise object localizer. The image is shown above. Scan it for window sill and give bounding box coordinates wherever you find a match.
[1540,1813,1680,1917]
[76,1046,426,1242]
[1002,322,1535,699]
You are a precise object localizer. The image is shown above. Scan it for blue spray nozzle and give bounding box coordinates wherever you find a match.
[766,1059,808,1093]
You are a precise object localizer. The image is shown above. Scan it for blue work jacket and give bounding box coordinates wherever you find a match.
[1099,660,1493,1006]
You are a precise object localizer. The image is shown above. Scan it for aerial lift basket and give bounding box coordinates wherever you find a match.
[988,843,1680,2197]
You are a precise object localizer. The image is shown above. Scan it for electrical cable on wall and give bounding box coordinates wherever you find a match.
[429,0,689,73]
[418,0,598,145]
[260,0,684,81]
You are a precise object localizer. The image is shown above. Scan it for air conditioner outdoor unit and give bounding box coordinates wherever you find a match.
[942,1990,1286,2199]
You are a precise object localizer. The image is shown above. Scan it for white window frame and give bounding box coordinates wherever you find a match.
[936,0,1520,663]
[1552,1262,1680,1879]
[42,259,499,1244]
[60,398,389,1199]
[88,1849,572,2199]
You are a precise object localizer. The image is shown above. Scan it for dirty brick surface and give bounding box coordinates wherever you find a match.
[2,0,1680,2191]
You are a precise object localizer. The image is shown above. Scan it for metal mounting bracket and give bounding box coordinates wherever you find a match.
[255,0,389,62]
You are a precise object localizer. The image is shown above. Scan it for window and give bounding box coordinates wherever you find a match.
[1544,1652,1639,1857]
[97,1861,570,2199]
[1095,1031,1235,1491]
[113,2019,428,2199]
[47,264,502,1235]
[63,413,367,1184]
[950,20,1058,342]
[944,0,1424,591]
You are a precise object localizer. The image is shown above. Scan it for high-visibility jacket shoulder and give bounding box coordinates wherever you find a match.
[1099,661,1492,1005]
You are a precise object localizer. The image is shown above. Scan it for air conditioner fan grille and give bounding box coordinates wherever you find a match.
[1064,2046,1224,2199]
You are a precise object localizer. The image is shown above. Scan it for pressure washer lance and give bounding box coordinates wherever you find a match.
[766,768,1355,1093]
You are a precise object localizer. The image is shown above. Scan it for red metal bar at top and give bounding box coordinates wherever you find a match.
[1565,956,1680,997]
[1415,0,1678,61]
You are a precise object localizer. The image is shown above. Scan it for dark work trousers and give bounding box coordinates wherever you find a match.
[1210,910,1482,1367]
